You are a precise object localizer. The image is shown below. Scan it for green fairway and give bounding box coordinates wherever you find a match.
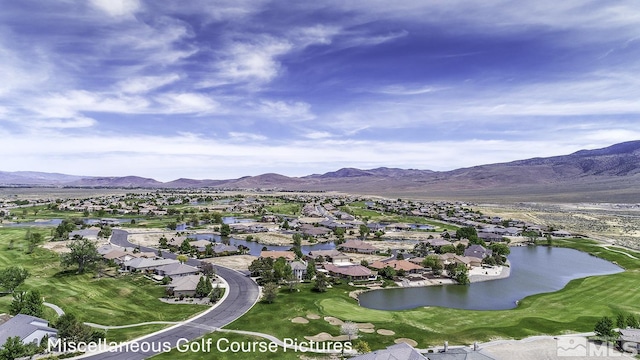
[0,227,206,332]
[225,239,640,349]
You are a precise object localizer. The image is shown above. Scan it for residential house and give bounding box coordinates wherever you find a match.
[369,260,424,274]
[426,346,496,360]
[551,230,572,237]
[618,328,640,352]
[290,261,307,281]
[307,250,351,265]
[323,263,375,281]
[260,250,296,262]
[338,240,378,254]
[211,243,239,255]
[464,245,492,260]
[477,232,504,242]
[166,275,202,297]
[155,263,200,278]
[300,224,331,238]
[0,314,57,348]
[123,258,179,272]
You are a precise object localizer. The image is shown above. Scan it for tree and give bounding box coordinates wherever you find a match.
[177,254,188,264]
[359,225,370,239]
[210,285,224,303]
[180,239,192,254]
[546,234,553,246]
[98,226,112,239]
[312,272,328,292]
[262,282,278,303]
[422,255,443,276]
[455,243,466,256]
[617,313,627,329]
[304,260,316,281]
[626,313,639,328]
[55,313,103,343]
[201,262,216,277]
[10,290,43,317]
[54,219,77,240]
[0,266,30,293]
[522,230,539,243]
[373,230,384,239]
[0,336,29,360]
[439,244,456,254]
[354,340,371,354]
[25,230,43,254]
[340,321,359,343]
[456,226,477,240]
[60,237,101,274]
[380,266,396,280]
[594,316,616,339]
[195,276,212,298]
[451,263,470,285]
[220,224,231,237]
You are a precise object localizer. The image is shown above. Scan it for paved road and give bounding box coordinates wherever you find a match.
[81,230,259,360]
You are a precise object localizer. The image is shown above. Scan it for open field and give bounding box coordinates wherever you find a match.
[478,203,640,249]
[224,239,640,350]
[0,227,206,338]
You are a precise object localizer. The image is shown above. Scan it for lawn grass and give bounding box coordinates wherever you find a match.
[266,203,301,216]
[105,324,172,343]
[0,227,207,332]
[225,239,640,349]
[152,332,319,360]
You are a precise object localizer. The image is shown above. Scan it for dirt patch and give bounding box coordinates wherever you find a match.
[306,314,321,320]
[324,316,344,326]
[42,240,73,254]
[291,317,309,324]
[201,255,257,271]
[394,338,418,346]
[377,329,395,336]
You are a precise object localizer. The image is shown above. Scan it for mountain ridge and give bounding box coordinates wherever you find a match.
[2,141,640,202]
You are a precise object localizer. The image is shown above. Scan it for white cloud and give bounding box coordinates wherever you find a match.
[90,0,141,18]
[118,74,181,94]
[228,132,268,141]
[257,100,315,121]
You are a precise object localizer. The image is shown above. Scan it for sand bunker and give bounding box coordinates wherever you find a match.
[377,329,396,336]
[306,314,321,320]
[291,317,309,324]
[359,328,375,333]
[395,338,418,347]
[355,322,375,329]
[304,333,357,342]
[324,316,344,326]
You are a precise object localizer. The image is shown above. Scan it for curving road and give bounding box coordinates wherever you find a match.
[81,229,259,360]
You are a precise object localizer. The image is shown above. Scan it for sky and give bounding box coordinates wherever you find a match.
[1,0,639,181]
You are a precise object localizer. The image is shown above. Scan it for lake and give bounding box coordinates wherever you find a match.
[187,233,336,256]
[358,246,623,311]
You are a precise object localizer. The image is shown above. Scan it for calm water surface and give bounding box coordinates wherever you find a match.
[358,246,623,311]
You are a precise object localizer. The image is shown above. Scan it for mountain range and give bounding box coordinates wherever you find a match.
[2,141,640,202]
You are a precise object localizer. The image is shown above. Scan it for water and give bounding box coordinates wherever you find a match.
[4,218,135,227]
[358,246,623,311]
[186,233,336,256]
[222,217,255,224]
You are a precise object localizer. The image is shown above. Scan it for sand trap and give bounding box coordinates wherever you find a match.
[324,316,344,326]
[377,329,396,336]
[306,314,321,320]
[359,328,375,333]
[304,333,335,342]
[356,322,375,329]
[395,338,418,347]
[291,317,309,324]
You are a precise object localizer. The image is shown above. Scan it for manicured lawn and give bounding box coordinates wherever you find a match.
[225,239,640,349]
[152,332,320,360]
[0,227,207,332]
[266,203,301,215]
[105,324,172,343]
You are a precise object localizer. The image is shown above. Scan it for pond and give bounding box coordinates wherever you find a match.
[3,218,135,227]
[358,246,623,311]
[187,233,336,256]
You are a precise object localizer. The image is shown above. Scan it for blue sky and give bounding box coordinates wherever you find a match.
[1,0,639,181]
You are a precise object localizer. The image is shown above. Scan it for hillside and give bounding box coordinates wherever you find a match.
[2,141,639,202]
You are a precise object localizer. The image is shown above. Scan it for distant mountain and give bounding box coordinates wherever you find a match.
[2,141,640,202]
[64,176,163,188]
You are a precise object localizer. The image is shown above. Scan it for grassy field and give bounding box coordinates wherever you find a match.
[223,239,640,350]
[152,332,322,360]
[0,227,206,335]
[266,203,301,216]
